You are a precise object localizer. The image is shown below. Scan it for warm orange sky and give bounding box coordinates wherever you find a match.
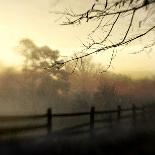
[0,0,155,78]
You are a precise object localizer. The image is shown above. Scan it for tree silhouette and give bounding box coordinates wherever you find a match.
[17,39,70,97]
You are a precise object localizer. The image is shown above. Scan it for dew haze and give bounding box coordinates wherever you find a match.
[0,40,155,115]
[0,0,155,155]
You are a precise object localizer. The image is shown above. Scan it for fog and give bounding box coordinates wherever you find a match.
[0,40,155,115]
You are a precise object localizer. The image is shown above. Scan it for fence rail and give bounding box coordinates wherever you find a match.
[0,104,146,138]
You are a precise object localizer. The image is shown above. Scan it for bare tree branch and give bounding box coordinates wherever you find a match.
[121,9,135,42]
[46,25,155,69]
[49,0,155,71]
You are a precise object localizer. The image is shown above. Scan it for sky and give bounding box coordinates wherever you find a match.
[0,0,155,78]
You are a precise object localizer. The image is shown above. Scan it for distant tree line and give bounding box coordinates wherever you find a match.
[0,39,154,114]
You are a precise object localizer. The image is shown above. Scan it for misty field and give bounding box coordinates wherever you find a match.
[0,0,155,154]
[0,105,155,155]
[0,55,155,154]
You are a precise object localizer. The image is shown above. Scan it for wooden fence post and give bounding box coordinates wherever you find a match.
[90,106,95,131]
[47,108,52,134]
[117,105,121,122]
[132,104,136,124]
[141,105,146,121]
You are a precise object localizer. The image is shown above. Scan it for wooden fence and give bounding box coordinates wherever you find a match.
[0,104,146,138]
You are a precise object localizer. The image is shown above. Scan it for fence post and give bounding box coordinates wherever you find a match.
[141,105,146,121]
[117,105,121,122]
[132,104,136,124]
[90,106,95,132]
[47,108,52,134]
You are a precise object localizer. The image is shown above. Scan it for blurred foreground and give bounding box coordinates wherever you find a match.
[0,104,155,155]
